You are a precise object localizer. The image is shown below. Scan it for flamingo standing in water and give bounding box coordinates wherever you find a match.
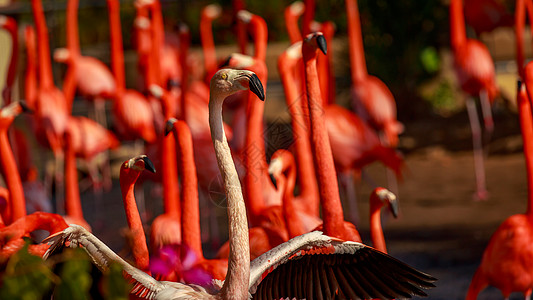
[44,68,436,299]
[55,0,116,124]
[465,80,533,299]
[450,0,499,200]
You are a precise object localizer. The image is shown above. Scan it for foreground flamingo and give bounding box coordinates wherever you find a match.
[450,0,499,200]
[465,80,533,299]
[44,68,436,299]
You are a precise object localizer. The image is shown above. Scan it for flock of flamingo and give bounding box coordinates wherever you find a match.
[0,0,531,298]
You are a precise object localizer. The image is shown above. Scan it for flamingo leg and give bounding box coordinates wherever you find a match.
[466,97,488,201]
[479,89,494,143]
[339,171,359,225]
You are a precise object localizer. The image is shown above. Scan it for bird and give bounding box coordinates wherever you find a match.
[0,212,67,261]
[55,0,116,125]
[30,0,70,208]
[284,1,305,44]
[166,118,228,281]
[200,4,223,84]
[119,155,156,272]
[43,68,436,299]
[0,15,18,105]
[267,150,323,239]
[345,0,403,148]
[450,0,499,201]
[0,101,30,223]
[465,79,533,299]
[464,0,514,36]
[515,0,533,80]
[23,25,38,110]
[107,0,157,144]
[301,32,361,242]
[369,187,399,253]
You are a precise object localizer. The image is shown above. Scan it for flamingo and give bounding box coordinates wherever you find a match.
[55,0,116,124]
[23,25,38,110]
[302,32,361,242]
[345,0,403,148]
[464,0,514,35]
[0,102,30,223]
[285,1,305,44]
[166,118,228,281]
[200,4,222,84]
[44,68,436,299]
[515,0,533,80]
[0,16,18,105]
[30,0,70,208]
[465,80,533,299]
[450,0,499,201]
[369,188,399,253]
[119,155,156,272]
[0,212,67,261]
[107,0,157,144]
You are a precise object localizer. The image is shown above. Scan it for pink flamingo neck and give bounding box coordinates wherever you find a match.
[178,26,190,122]
[107,0,125,93]
[450,0,467,51]
[161,129,180,218]
[66,0,81,56]
[302,36,352,240]
[278,48,319,217]
[0,212,68,240]
[148,2,163,86]
[319,21,336,105]
[172,120,203,259]
[369,189,387,253]
[249,14,268,62]
[233,0,247,54]
[345,0,368,83]
[64,130,84,221]
[31,0,55,89]
[284,2,304,44]
[200,5,219,82]
[24,26,38,109]
[302,0,315,36]
[518,80,533,217]
[119,160,150,271]
[1,17,18,104]
[515,0,533,78]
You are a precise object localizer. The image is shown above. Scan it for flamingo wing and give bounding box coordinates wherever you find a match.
[248,231,436,299]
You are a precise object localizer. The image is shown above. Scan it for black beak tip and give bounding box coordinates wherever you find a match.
[249,73,265,101]
[317,35,327,55]
[219,56,232,69]
[518,79,523,91]
[269,173,277,189]
[164,119,175,136]
[142,157,157,173]
[19,101,33,113]
[390,201,399,218]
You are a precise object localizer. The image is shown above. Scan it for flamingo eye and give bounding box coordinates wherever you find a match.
[221,73,228,80]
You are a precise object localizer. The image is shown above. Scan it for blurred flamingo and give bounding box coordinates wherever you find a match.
[450,0,499,201]
[55,0,116,126]
[465,0,514,35]
[284,1,305,44]
[465,79,533,299]
[23,26,37,110]
[166,118,228,281]
[200,4,222,83]
[369,187,399,253]
[0,16,18,105]
[515,0,533,80]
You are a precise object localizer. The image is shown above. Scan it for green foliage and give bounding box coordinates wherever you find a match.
[0,241,56,300]
[420,47,441,74]
[0,241,130,299]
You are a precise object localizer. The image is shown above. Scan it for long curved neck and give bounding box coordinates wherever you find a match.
[302,0,315,36]
[2,17,18,104]
[200,12,217,82]
[0,212,67,240]
[321,21,336,105]
[0,121,26,222]
[64,132,83,221]
[243,68,268,219]
[209,91,249,299]
[369,195,387,253]
[175,121,203,259]
[146,8,162,87]
[284,4,303,44]
[161,129,180,218]
[233,0,247,54]
[179,28,190,122]
[345,0,368,83]
[450,0,467,51]
[281,154,306,238]
[279,53,319,217]
[31,0,55,89]
[24,26,38,109]
[250,15,267,62]
[66,0,81,56]
[119,167,150,271]
[303,43,350,240]
[519,84,533,217]
[107,0,125,93]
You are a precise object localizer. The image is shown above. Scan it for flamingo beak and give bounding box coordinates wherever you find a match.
[248,73,265,101]
[388,198,399,218]
[269,173,277,189]
[317,35,327,55]
[219,56,232,68]
[19,101,33,113]
[142,156,157,173]
[165,118,177,136]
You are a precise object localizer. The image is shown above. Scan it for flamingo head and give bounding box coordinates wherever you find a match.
[211,69,265,101]
[372,188,399,218]
[53,48,71,63]
[303,32,327,55]
[124,155,156,174]
[165,118,178,136]
[203,4,222,19]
